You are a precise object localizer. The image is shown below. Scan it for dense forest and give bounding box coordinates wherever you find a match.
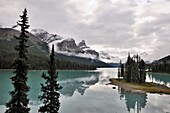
[152,61,170,73]
[0,51,96,70]
[118,54,146,83]
[151,55,170,73]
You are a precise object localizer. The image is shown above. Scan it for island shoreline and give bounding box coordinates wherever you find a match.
[109,78,170,94]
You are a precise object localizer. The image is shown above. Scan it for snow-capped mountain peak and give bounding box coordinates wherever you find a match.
[31,29,63,43]
[32,29,99,59]
[78,40,88,48]
[31,28,120,63]
[31,29,48,35]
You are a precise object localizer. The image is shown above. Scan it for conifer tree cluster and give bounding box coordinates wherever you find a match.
[39,45,62,113]
[5,9,30,113]
[124,53,146,83]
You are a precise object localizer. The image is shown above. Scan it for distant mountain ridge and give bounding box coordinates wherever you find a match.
[0,28,49,55]
[31,29,63,43]
[31,29,99,59]
[152,55,170,65]
[31,29,119,63]
[151,55,170,73]
[0,27,112,68]
[158,55,170,64]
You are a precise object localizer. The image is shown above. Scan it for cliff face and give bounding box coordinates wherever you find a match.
[31,29,99,59]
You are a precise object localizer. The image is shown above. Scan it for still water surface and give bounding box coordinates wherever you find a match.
[0,68,170,113]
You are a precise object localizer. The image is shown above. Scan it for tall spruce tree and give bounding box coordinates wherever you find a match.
[5,8,30,113]
[125,53,132,82]
[118,66,121,78]
[139,59,146,83]
[120,60,124,77]
[39,45,61,113]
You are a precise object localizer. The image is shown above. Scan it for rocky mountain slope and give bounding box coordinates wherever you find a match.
[31,29,99,59]
[31,29,117,62]
[0,27,111,67]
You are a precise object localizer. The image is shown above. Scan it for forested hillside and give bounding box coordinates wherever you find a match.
[152,55,170,73]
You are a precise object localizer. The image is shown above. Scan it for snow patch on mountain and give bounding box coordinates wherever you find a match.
[31,29,119,62]
[48,39,98,59]
[31,29,100,59]
[31,29,63,43]
[99,51,120,63]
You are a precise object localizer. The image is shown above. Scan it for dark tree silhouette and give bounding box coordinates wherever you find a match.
[118,60,124,78]
[118,66,121,78]
[124,53,146,83]
[5,8,30,113]
[125,53,132,82]
[152,60,170,73]
[120,60,124,77]
[139,59,146,83]
[39,45,61,113]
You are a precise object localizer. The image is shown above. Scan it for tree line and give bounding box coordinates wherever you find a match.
[151,61,170,73]
[118,53,146,83]
[0,51,96,70]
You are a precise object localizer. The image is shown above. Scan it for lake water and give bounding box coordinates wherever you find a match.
[0,68,170,113]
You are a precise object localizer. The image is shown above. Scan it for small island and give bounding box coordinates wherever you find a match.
[110,53,170,95]
[109,78,170,94]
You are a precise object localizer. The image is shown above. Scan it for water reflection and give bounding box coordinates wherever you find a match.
[58,71,100,96]
[0,69,170,113]
[0,70,100,105]
[118,87,147,113]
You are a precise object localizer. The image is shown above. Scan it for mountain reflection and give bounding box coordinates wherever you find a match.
[118,87,147,113]
[58,71,100,96]
[0,70,100,105]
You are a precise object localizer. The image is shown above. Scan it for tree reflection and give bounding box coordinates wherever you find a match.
[118,87,147,113]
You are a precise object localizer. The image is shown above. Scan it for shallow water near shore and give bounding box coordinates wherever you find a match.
[0,68,170,113]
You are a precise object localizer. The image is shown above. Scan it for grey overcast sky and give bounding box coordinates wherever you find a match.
[0,0,170,61]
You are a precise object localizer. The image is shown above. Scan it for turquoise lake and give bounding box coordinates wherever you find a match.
[0,68,170,113]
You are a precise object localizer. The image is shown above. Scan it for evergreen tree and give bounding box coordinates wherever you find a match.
[120,60,124,77]
[118,66,121,78]
[125,53,132,82]
[39,45,61,113]
[5,8,30,113]
[139,59,146,83]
